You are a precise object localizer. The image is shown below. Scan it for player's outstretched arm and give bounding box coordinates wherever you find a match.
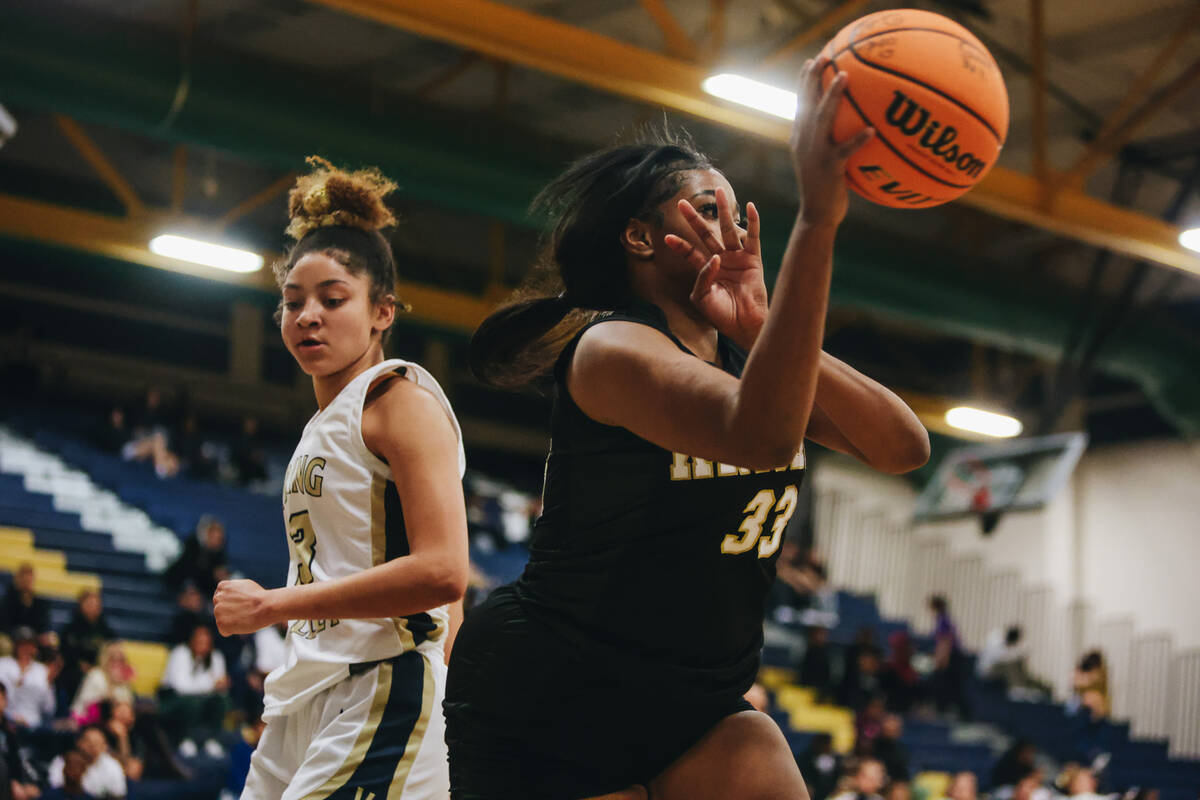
[806,353,930,474]
[570,58,871,470]
[215,378,468,636]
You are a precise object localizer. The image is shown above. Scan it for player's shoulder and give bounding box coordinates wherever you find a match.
[362,366,456,455]
[364,367,443,421]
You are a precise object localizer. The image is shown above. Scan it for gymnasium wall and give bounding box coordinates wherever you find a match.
[813,440,1200,754]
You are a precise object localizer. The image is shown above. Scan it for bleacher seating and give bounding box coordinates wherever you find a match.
[5,409,1199,798]
[776,588,1200,797]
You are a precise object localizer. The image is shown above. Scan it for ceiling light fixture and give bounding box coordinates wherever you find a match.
[1179,227,1200,254]
[149,234,263,273]
[701,73,797,120]
[944,406,1023,438]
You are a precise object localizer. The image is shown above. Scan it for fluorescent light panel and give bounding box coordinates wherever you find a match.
[945,406,1023,438]
[149,234,263,273]
[702,73,797,120]
[1179,227,1200,253]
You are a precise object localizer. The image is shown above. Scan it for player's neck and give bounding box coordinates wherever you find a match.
[629,269,719,363]
[311,344,385,410]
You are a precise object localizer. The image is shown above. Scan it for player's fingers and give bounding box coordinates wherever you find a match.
[678,199,724,255]
[800,57,824,117]
[814,71,847,134]
[836,127,875,161]
[715,187,742,251]
[744,202,761,257]
[689,255,721,305]
[665,234,712,271]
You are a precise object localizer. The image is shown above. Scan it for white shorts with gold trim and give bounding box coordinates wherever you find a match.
[242,649,448,800]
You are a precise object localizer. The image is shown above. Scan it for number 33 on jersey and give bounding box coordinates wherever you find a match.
[669,448,805,559]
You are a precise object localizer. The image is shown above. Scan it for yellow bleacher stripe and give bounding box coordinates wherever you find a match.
[0,526,35,549]
[122,641,169,697]
[0,549,67,572]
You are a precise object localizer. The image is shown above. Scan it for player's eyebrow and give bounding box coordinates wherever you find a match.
[283,279,349,290]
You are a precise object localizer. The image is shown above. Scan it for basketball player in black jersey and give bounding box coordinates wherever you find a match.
[446,57,930,800]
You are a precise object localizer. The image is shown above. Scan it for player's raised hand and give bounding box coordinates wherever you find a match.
[665,187,767,348]
[790,57,874,226]
[214,578,273,636]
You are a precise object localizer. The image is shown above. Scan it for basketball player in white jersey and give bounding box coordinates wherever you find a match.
[214,157,468,800]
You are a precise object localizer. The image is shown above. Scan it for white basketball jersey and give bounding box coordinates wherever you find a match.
[263,358,466,718]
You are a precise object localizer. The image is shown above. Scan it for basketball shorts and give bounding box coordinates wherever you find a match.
[243,649,448,800]
[444,587,753,800]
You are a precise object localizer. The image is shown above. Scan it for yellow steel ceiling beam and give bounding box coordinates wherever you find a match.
[0,193,494,333]
[307,0,1200,277]
[54,116,145,219]
[638,0,698,61]
[764,0,873,66]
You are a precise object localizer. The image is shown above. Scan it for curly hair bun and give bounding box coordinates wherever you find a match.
[286,156,397,240]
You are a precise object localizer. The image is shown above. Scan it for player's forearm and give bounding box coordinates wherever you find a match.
[265,552,466,624]
[813,353,929,473]
[730,218,837,466]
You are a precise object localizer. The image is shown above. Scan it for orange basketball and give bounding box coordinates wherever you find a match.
[819,9,1009,208]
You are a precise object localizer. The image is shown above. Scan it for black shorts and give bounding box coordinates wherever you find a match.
[444,586,754,800]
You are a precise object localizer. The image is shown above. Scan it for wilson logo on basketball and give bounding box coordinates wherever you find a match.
[883,90,988,179]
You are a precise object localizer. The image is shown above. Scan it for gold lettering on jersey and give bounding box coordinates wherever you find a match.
[284,455,327,498]
[669,446,805,481]
[288,617,340,640]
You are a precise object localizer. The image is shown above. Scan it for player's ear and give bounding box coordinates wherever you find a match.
[373,294,396,333]
[620,218,655,259]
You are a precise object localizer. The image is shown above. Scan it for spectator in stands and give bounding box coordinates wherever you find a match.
[799,625,834,701]
[839,643,883,712]
[122,388,179,480]
[871,714,910,783]
[0,683,41,800]
[230,416,268,487]
[41,749,91,800]
[94,406,129,456]
[98,699,189,782]
[978,626,1049,701]
[159,624,229,757]
[1058,765,1103,800]
[70,643,134,723]
[168,583,213,646]
[991,740,1038,789]
[47,726,125,799]
[929,595,971,720]
[1072,650,1110,719]
[884,781,910,800]
[99,699,142,783]
[0,565,52,650]
[855,695,887,752]
[880,630,920,714]
[175,413,220,482]
[0,627,55,728]
[1010,765,1047,800]
[796,733,840,800]
[832,756,886,800]
[58,591,115,708]
[165,516,229,598]
[774,545,839,629]
[946,771,977,800]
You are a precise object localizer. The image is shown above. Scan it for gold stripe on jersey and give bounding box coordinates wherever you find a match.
[301,661,394,800]
[385,652,435,799]
[370,473,417,651]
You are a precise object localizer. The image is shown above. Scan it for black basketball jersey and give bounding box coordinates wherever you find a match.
[513,301,806,695]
